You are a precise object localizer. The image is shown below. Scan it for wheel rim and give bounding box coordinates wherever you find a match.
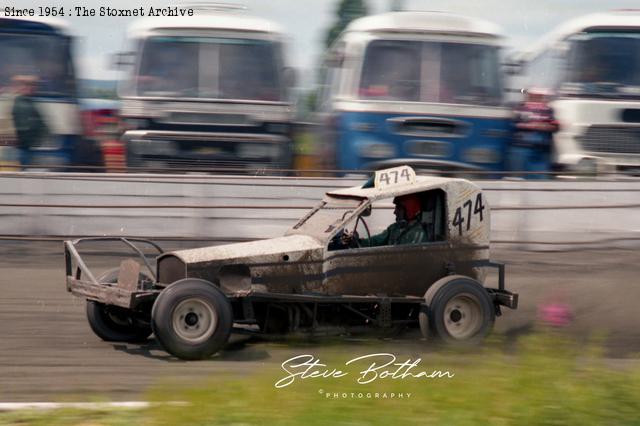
[172,298,218,344]
[443,293,483,340]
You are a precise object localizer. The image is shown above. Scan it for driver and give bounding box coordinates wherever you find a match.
[351,193,429,247]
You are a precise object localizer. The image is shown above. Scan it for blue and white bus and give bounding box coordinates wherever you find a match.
[0,16,88,170]
[317,11,512,174]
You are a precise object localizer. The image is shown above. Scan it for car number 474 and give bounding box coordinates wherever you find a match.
[453,193,485,236]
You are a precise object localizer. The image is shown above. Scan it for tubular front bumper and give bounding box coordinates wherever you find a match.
[64,237,163,309]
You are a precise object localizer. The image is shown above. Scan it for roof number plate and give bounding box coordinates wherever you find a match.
[374,166,416,190]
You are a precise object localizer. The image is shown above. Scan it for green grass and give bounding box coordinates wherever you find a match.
[2,333,639,426]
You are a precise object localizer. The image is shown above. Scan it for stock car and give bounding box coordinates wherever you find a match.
[64,165,517,360]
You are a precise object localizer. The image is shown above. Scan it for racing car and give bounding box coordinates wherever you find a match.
[64,165,517,360]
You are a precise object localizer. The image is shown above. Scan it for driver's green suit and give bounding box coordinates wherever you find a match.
[359,219,429,247]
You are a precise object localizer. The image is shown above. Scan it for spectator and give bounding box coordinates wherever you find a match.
[11,75,49,168]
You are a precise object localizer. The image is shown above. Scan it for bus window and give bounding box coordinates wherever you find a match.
[137,38,199,96]
[0,34,74,97]
[136,36,283,101]
[358,40,502,106]
[440,43,502,105]
[566,33,640,87]
[359,40,421,102]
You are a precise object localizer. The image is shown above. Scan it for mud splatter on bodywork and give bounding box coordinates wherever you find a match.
[157,175,493,299]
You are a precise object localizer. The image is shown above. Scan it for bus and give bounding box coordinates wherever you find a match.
[117,7,295,173]
[510,10,640,175]
[0,16,89,170]
[317,11,512,175]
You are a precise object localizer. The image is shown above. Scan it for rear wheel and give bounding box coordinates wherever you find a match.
[86,269,152,342]
[151,279,233,360]
[420,275,494,344]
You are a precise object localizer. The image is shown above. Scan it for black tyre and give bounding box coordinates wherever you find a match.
[420,275,495,344]
[86,269,153,342]
[151,279,233,360]
[86,301,152,342]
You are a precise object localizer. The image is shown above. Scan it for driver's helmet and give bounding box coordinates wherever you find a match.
[393,194,422,220]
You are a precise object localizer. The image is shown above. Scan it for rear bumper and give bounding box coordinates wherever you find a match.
[488,288,519,310]
[484,260,518,309]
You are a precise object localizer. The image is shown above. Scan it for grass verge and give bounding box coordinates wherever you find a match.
[1,332,639,425]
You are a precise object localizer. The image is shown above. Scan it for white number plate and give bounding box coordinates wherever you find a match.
[374,166,416,190]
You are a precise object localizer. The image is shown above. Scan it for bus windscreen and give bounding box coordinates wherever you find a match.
[359,39,502,106]
[136,36,283,101]
[0,33,75,97]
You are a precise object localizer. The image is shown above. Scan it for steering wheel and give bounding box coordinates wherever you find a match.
[328,213,373,250]
[350,214,372,248]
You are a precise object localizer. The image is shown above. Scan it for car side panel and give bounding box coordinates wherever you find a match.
[248,249,324,294]
[322,243,486,297]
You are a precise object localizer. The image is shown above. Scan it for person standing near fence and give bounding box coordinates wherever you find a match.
[0,78,19,170]
[11,75,49,169]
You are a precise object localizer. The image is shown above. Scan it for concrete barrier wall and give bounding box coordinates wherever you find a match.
[1,172,639,250]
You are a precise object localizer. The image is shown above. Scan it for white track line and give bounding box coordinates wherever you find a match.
[0,401,165,411]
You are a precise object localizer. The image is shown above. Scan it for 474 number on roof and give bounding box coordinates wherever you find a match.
[374,166,416,190]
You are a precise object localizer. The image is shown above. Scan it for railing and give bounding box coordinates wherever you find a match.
[1,172,639,250]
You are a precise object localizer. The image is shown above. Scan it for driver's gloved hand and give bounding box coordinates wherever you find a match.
[341,230,360,248]
[340,231,353,245]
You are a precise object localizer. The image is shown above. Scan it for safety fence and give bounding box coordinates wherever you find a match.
[1,172,639,250]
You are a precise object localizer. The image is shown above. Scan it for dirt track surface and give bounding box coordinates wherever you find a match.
[0,241,639,402]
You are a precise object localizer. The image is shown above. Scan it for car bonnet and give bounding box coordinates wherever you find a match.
[158,234,323,265]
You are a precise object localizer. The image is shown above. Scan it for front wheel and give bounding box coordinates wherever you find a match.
[151,279,233,360]
[86,301,152,342]
[420,276,495,344]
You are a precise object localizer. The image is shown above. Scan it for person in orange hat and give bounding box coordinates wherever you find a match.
[358,193,430,247]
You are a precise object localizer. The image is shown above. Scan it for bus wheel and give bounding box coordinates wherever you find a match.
[151,279,232,360]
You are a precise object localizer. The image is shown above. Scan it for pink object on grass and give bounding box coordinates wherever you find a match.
[538,303,573,327]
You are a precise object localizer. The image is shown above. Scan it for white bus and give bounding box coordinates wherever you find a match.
[510,10,640,175]
[0,16,86,170]
[117,7,295,173]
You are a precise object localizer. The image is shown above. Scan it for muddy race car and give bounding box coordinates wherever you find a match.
[64,166,517,360]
